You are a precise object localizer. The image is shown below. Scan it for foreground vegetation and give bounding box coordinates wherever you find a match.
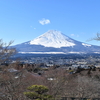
[1,39,100,100]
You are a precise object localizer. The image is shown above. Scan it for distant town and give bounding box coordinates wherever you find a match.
[11,53,100,71]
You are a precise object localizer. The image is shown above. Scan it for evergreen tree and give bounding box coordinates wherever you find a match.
[24,85,53,100]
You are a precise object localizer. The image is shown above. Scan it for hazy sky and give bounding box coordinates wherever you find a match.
[0,0,100,46]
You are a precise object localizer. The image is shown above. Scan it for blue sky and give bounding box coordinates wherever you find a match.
[0,0,100,46]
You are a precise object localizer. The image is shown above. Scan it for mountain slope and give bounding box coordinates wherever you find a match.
[13,30,100,54]
[30,30,75,48]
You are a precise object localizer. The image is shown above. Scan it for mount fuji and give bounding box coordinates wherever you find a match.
[13,30,100,54]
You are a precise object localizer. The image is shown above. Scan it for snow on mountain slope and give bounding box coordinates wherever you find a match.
[30,30,75,48]
[82,43,91,47]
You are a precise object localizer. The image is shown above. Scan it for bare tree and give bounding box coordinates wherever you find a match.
[87,32,100,42]
[93,33,100,41]
[38,68,68,100]
[0,39,16,64]
[0,39,30,100]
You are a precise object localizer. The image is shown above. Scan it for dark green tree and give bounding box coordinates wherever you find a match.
[24,85,53,100]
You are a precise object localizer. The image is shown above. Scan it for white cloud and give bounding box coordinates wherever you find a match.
[30,26,36,29]
[70,34,79,37]
[39,18,50,25]
[71,34,75,36]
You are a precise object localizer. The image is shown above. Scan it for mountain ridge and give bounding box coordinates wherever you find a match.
[13,30,100,54]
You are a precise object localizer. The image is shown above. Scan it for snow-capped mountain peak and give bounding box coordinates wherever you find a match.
[30,30,75,48]
[14,30,100,54]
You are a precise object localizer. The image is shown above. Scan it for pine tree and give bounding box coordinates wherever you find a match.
[24,85,53,100]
